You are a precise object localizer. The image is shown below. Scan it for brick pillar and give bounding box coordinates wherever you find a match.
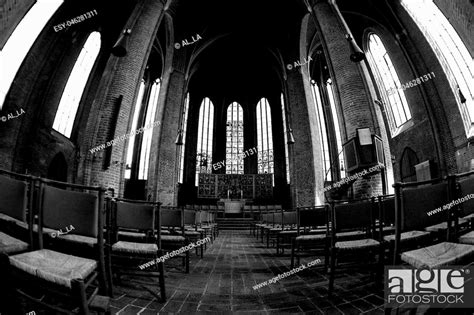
[286,71,319,207]
[81,0,164,193]
[311,0,382,198]
[147,68,186,206]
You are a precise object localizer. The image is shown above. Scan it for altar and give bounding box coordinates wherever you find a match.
[220,199,245,213]
[197,173,273,199]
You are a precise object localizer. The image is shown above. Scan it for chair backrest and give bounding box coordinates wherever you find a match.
[41,184,101,238]
[298,206,327,232]
[161,207,183,228]
[456,171,474,217]
[378,195,395,226]
[115,200,157,231]
[0,173,28,222]
[275,205,282,211]
[282,211,296,225]
[398,180,449,231]
[332,199,374,234]
[209,205,217,211]
[184,209,196,225]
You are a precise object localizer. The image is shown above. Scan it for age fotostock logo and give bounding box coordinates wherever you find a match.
[385,267,474,308]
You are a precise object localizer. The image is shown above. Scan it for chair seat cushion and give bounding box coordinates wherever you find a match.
[384,230,430,242]
[336,239,380,250]
[401,242,474,269]
[118,230,146,238]
[309,228,327,234]
[57,234,98,246]
[459,231,474,245]
[0,214,28,229]
[0,231,28,254]
[161,235,186,242]
[112,241,158,255]
[461,213,474,221]
[184,231,201,236]
[9,249,97,288]
[296,234,327,241]
[425,219,468,233]
[336,230,365,238]
[278,230,298,235]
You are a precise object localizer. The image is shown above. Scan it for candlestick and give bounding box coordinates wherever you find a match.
[227,189,230,199]
[241,190,243,199]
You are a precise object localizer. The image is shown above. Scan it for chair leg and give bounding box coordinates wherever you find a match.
[185,251,190,273]
[324,239,330,273]
[157,260,166,302]
[72,278,91,315]
[328,248,337,297]
[290,239,296,268]
[106,248,114,297]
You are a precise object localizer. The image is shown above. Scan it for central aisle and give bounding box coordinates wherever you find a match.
[111,231,384,314]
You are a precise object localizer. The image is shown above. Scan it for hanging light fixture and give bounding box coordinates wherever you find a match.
[175,129,184,145]
[345,34,365,62]
[112,29,132,57]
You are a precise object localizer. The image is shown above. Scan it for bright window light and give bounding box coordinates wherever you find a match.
[280,94,290,184]
[257,98,274,181]
[0,0,63,110]
[196,97,214,185]
[402,0,474,136]
[226,102,244,175]
[179,94,190,183]
[326,79,346,179]
[53,32,101,137]
[368,33,411,134]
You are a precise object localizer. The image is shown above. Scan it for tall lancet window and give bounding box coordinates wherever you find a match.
[0,0,64,109]
[368,33,411,135]
[139,78,160,180]
[256,98,273,176]
[196,97,214,185]
[52,32,101,137]
[402,0,474,136]
[178,93,190,183]
[124,78,161,180]
[326,79,346,179]
[281,94,290,183]
[311,80,332,181]
[226,102,244,174]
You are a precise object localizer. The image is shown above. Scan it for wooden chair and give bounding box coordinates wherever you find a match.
[276,211,297,255]
[394,178,474,268]
[184,209,205,258]
[453,170,474,244]
[328,199,382,296]
[0,170,33,255]
[160,207,190,273]
[0,178,110,314]
[107,198,165,301]
[290,206,329,269]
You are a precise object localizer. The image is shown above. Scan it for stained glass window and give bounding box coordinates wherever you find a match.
[196,97,214,185]
[256,98,273,176]
[226,102,244,174]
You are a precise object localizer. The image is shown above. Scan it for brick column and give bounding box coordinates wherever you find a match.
[81,0,164,192]
[147,68,187,206]
[286,71,319,207]
[311,0,382,198]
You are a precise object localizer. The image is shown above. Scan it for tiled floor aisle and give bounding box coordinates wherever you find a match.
[111,230,386,314]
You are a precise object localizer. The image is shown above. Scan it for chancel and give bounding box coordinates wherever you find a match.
[0,0,473,313]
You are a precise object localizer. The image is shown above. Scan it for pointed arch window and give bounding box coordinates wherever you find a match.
[368,33,411,135]
[196,97,214,185]
[256,98,273,176]
[281,94,290,183]
[401,0,474,136]
[326,79,346,179]
[0,0,64,109]
[124,78,161,180]
[178,93,190,183]
[53,31,101,137]
[226,102,244,174]
[310,80,332,181]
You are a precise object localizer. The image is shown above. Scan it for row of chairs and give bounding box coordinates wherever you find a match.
[0,169,218,314]
[251,171,474,296]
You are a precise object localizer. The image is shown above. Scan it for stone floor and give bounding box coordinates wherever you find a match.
[111,230,388,314]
